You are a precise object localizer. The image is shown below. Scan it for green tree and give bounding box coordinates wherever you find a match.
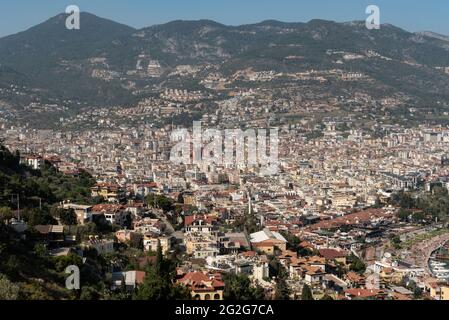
[146,194,174,213]
[348,253,366,274]
[281,231,301,252]
[396,209,410,222]
[413,287,423,299]
[411,211,426,224]
[34,243,48,257]
[79,286,101,300]
[391,192,414,209]
[0,207,13,223]
[301,284,314,300]
[53,253,83,272]
[134,267,190,300]
[0,274,19,300]
[274,267,290,300]
[390,235,402,249]
[155,240,163,275]
[24,208,57,226]
[224,274,265,300]
[133,246,190,301]
[59,208,78,226]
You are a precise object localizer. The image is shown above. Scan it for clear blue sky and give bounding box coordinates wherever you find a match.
[0,0,447,37]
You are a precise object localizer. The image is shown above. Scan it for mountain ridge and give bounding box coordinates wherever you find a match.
[3,12,449,40]
[1,12,449,118]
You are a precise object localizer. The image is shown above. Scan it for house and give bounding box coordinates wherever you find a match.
[250,228,287,252]
[374,259,424,279]
[253,261,270,281]
[378,267,403,285]
[344,288,387,300]
[34,225,64,244]
[426,281,449,300]
[91,183,125,203]
[390,286,413,300]
[391,292,412,300]
[92,204,130,226]
[345,271,365,288]
[345,289,387,300]
[223,232,251,251]
[20,154,43,170]
[61,203,93,225]
[178,272,225,300]
[234,259,253,275]
[323,274,348,293]
[82,237,114,255]
[184,214,218,234]
[279,250,298,266]
[134,217,166,234]
[111,271,146,292]
[303,266,326,286]
[252,239,286,255]
[298,256,326,270]
[288,256,327,280]
[319,248,348,265]
[116,230,142,245]
[184,224,220,259]
[143,235,173,255]
[133,182,158,199]
[299,241,316,252]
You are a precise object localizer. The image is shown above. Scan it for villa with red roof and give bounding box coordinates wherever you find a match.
[177,272,224,300]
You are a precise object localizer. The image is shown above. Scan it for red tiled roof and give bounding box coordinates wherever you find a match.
[252,239,285,247]
[307,209,391,231]
[241,251,257,257]
[345,271,365,283]
[184,214,217,226]
[319,249,348,260]
[345,289,384,298]
[178,272,224,291]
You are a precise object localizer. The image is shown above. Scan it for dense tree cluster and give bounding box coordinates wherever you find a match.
[348,253,366,274]
[0,144,96,210]
[392,187,449,222]
[133,242,190,300]
[301,284,314,300]
[274,266,291,300]
[146,194,175,213]
[223,274,265,300]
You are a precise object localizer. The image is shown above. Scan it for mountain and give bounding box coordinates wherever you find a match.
[1,13,449,114]
[0,12,136,105]
[417,31,449,43]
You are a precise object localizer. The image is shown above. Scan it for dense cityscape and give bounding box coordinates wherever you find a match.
[2,2,449,304]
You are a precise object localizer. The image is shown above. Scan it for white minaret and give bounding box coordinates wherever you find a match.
[248,194,253,216]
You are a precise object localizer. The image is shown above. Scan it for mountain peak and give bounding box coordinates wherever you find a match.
[1,11,135,40]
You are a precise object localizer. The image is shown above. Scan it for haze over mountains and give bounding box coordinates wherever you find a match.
[1,12,449,110]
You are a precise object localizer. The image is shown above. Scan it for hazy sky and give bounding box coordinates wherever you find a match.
[0,0,447,37]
